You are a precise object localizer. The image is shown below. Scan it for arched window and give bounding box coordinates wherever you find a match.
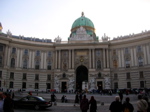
[97,60,101,69]
[23,59,28,69]
[138,56,143,67]
[10,58,15,67]
[125,58,130,68]
[113,60,118,68]
[47,61,51,70]
[0,56,2,67]
[35,60,40,69]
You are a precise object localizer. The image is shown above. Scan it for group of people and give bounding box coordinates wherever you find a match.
[109,94,150,112]
[74,93,97,112]
[0,92,14,112]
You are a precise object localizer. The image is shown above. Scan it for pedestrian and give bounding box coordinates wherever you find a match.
[0,92,4,112]
[109,96,122,112]
[3,93,14,112]
[80,95,89,112]
[89,96,97,112]
[122,97,134,112]
[74,93,79,106]
[137,94,148,112]
[143,96,150,112]
[51,93,56,105]
[79,92,83,103]
[61,95,65,103]
[119,90,123,103]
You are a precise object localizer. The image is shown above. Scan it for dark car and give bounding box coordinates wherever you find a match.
[14,95,52,110]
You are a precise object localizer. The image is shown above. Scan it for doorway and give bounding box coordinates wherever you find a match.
[76,65,88,92]
[61,82,67,93]
[97,81,103,91]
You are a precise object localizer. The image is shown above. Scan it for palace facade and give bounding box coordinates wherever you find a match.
[0,13,150,92]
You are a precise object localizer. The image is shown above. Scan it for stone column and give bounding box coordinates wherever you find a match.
[69,50,71,69]
[55,50,57,69]
[29,50,32,68]
[4,46,8,67]
[40,51,44,69]
[58,50,61,69]
[130,47,134,67]
[121,49,124,67]
[133,47,137,66]
[16,48,20,68]
[44,51,47,69]
[89,49,91,69]
[106,49,109,68]
[92,49,95,68]
[118,49,121,67]
[103,49,106,68]
[7,47,11,67]
[32,50,35,68]
[143,45,147,65]
[19,49,23,68]
[72,49,74,69]
[146,44,150,64]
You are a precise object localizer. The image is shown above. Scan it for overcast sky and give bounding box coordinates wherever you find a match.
[1,0,150,41]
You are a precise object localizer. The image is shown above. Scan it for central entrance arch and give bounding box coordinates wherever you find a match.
[76,65,88,91]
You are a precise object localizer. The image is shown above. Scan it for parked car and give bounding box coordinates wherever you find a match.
[14,95,52,110]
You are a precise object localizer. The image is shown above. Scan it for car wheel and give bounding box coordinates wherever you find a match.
[34,105,40,110]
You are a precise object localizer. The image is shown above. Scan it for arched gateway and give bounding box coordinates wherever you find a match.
[76,65,88,91]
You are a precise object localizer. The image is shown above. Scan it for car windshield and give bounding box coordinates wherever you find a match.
[37,97,45,101]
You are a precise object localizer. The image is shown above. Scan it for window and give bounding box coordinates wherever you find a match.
[138,56,143,67]
[114,82,118,89]
[12,48,16,53]
[10,72,14,79]
[125,48,129,54]
[126,72,130,79]
[46,83,51,89]
[97,60,101,69]
[0,45,3,51]
[22,82,26,89]
[114,73,118,79]
[96,50,100,56]
[0,71,2,79]
[36,50,40,56]
[62,73,66,78]
[47,74,51,81]
[35,74,39,80]
[140,81,144,88]
[24,49,28,55]
[23,59,27,69]
[48,51,51,57]
[47,61,51,70]
[9,81,14,88]
[113,60,118,68]
[139,71,144,78]
[137,46,142,52]
[35,60,40,69]
[35,83,39,89]
[0,56,2,67]
[22,73,27,80]
[127,82,131,88]
[113,50,116,55]
[10,58,15,67]
[125,58,130,68]
[98,72,101,78]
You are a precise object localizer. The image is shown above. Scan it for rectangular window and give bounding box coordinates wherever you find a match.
[0,71,2,79]
[47,65,51,70]
[139,71,144,78]
[35,74,39,80]
[22,73,27,80]
[47,74,51,81]
[35,83,39,89]
[125,48,129,54]
[10,72,14,79]
[114,73,118,79]
[140,81,144,88]
[35,65,39,69]
[22,82,26,89]
[46,83,51,89]
[9,81,14,88]
[126,73,130,79]
[0,45,3,51]
[127,82,131,88]
[114,82,118,89]
[12,48,16,54]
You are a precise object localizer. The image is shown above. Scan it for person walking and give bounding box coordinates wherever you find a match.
[122,97,134,112]
[137,95,148,112]
[89,96,97,112]
[118,90,123,103]
[51,93,56,105]
[74,93,79,106]
[80,95,89,112]
[0,92,4,112]
[109,96,122,112]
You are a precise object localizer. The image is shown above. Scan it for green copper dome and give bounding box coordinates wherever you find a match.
[71,12,95,32]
